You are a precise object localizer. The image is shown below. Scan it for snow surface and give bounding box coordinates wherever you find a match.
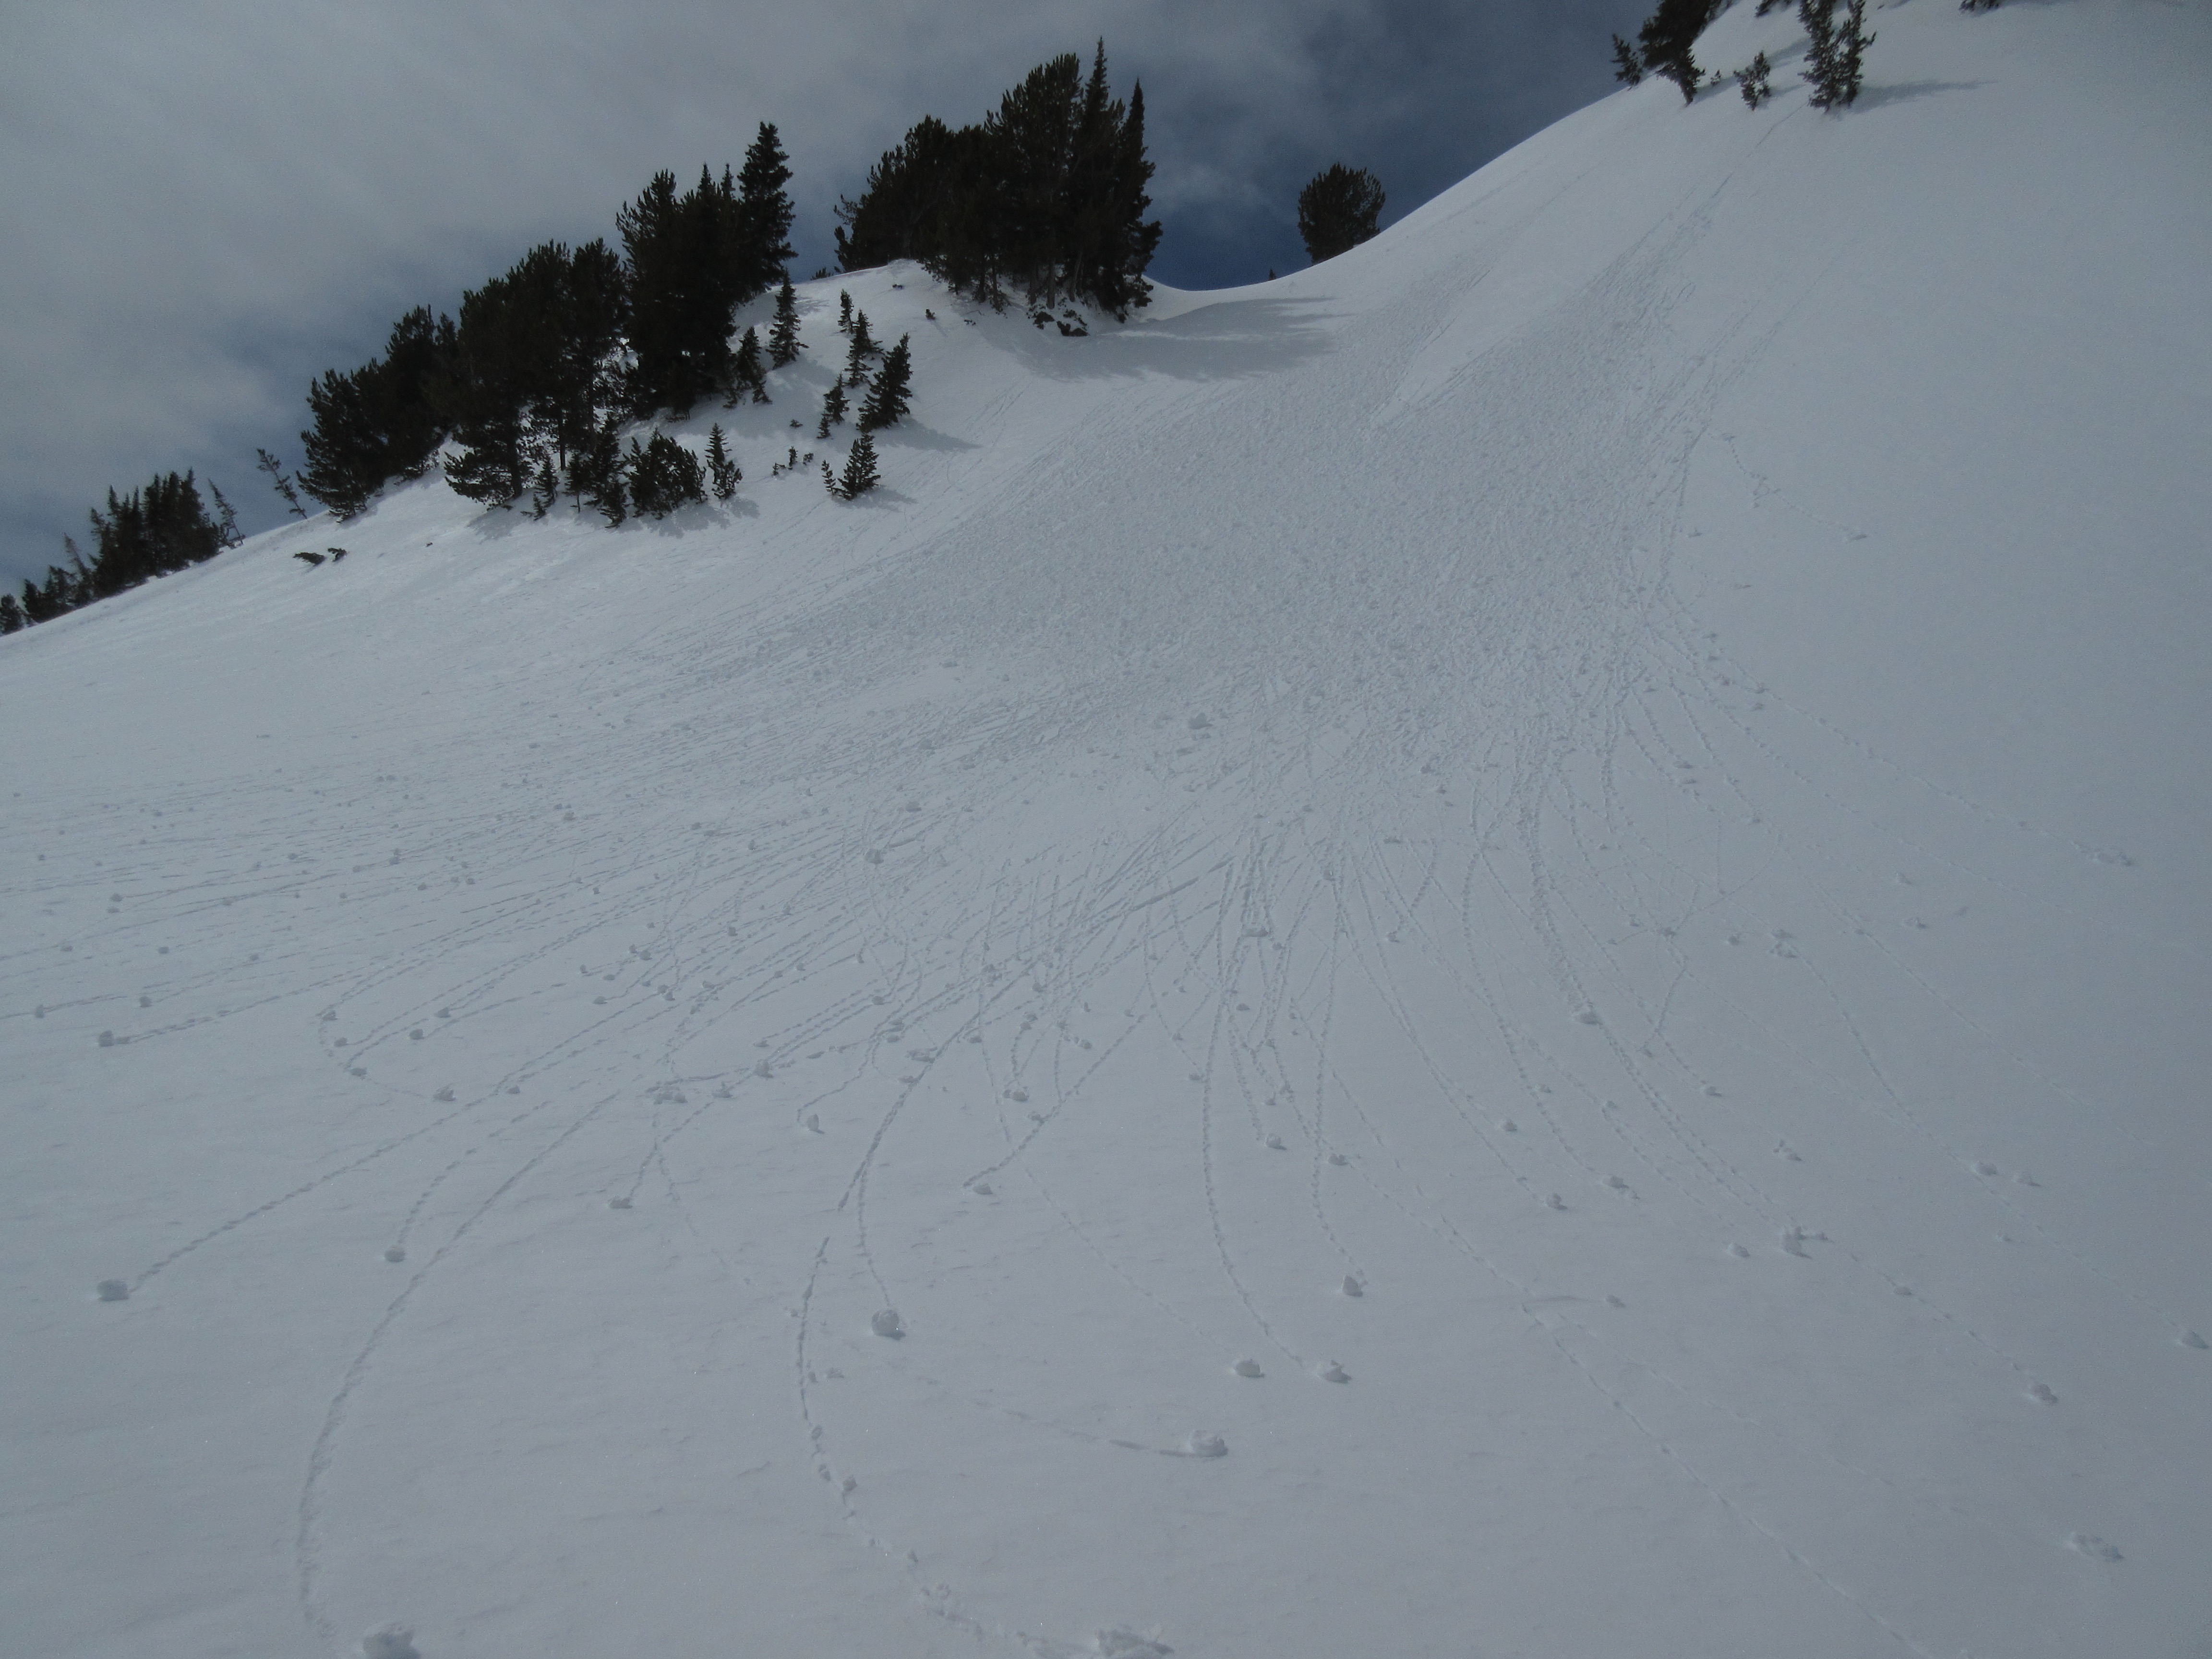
[6,4,2211,1655]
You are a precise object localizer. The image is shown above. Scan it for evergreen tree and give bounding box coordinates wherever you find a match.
[299,307,457,518]
[728,325,769,405]
[440,261,541,508]
[833,45,1159,319]
[256,447,308,517]
[210,483,243,549]
[1802,0,1874,107]
[1636,0,1721,103]
[844,314,879,386]
[1611,35,1645,84]
[571,411,629,525]
[1739,50,1773,106]
[816,381,849,437]
[857,335,913,431]
[0,592,22,634]
[1297,164,1386,264]
[706,424,742,500]
[82,471,228,598]
[530,455,559,517]
[542,239,629,470]
[619,166,748,416]
[768,275,805,366]
[626,430,707,517]
[832,430,880,498]
[734,122,797,300]
[838,290,854,333]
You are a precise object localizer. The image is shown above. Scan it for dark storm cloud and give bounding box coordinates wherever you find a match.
[0,0,1644,585]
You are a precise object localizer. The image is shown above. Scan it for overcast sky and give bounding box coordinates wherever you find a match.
[0,0,1646,586]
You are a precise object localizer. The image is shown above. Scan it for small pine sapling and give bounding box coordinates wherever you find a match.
[821,459,838,495]
[837,431,880,499]
[1611,34,1644,84]
[209,483,244,548]
[857,335,913,432]
[844,310,880,385]
[816,381,849,438]
[769,276,804,367]
[837,290,854,334]
[257,447,308,518]
[530,455,558,517]
[1738,51,1773,107]
[707,424,742,500]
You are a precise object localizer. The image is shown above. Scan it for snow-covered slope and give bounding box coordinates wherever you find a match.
[6,4,2210,1656]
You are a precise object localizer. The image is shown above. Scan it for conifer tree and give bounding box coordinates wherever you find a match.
[1297,164,1386,264]
[768,276,805,366]
[734,122,797,298]
[0,592,22,634]
[626,431,707,517]
[619,166,750,416]
[728,325,769,405]
[844,314,879,386]
[707,424,742,500]
[257,447,308,517]
[440,262,539,508]
[83,472,227,597]
[1636,0,1720,103]
[857,335,913,432]
[833,430,880,498]
[210,483,243,549]
[816,381,849,437]
[838,290,854,334]
[1611,35,1645,84]
[526,456,554,517]
[299,307,456,518]
[1739,51,1773,106]
[1801,0,1873,107]
[572,411,629,524]
[833,52,1159,320]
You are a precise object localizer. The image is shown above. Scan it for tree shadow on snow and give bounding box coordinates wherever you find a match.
[1852,78,1987,112]
[874,421,979,454]
[636,499,761,538]
[993,295,1337,385]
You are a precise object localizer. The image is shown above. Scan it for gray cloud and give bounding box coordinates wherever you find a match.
[0,0,1644,585]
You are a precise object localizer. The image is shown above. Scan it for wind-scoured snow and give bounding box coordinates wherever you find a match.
[5,4,2210,1656]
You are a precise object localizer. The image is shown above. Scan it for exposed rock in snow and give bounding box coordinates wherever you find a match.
[359,1624,421,1659]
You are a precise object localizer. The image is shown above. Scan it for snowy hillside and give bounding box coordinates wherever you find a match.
[6,3,2210,1656]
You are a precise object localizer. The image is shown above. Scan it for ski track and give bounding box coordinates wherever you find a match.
[9,14,2210,1650]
